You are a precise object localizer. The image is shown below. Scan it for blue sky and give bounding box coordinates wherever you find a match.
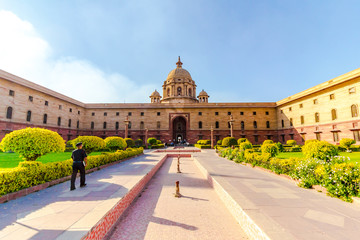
[0,1,360,103]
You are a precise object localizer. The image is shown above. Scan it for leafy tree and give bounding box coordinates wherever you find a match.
[222,137,237,147]
[339,138,356,151]
[72,136,105,154]
[125,138,135,148]
[104,137,127,151]
[0,127,65,161]
[147,137,157,145]
[287,140,297,146]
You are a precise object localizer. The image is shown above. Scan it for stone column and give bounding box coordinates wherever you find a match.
[229,115,235,138]
[124,116,130,138]
[211,125,214,149]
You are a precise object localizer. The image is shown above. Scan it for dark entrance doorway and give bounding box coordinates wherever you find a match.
[173,116,186,143]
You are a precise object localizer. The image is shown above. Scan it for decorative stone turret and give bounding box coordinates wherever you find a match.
[150,90,161,103]
[161,57,198,103]
[198,89,209,103]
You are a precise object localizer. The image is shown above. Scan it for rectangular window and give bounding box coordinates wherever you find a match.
[198,112,202,116]
[157,121,160,129]
[333,132,339,142]
[289,107,292,112]
[116,112,119,116]
[157,112,161,116]
[78,111,80,115]
[228,112,231,115]
[128,112,132,116]
[330,94,335,100]
[59,105,62,110]
[215,112,219,115]
[349,87,356,94]
[69,108,72,112]
[301,134,305,142]
[240,112,244,115]
[9,90,14,96]
[254,135,258,143]
[141,112,144,116]
[45,101,48,106]
[29,96,33,102]
[281,135,285,142]
[316,133,321,141]
[265,111,269,115]
[253,112,256,115]
[299,103,303,108]
[354,131,360,141]
[290,134,294,140]
[104,112,107,116]
[313,99,318,104]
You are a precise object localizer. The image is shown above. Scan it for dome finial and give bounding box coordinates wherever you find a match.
[176,56,183,68]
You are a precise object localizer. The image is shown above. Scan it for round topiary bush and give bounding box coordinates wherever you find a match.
[302,140,339,161]
[125,138,135,148]
[262,140,274,145]
[261,143,279,157]
[237,138,249,145]
[222,137,237,147]
[239,141,252,151]
[275,142,284,152]
[0,127,65,161]
[147,137,157,146]
[135,139,143,147]
[287,140,297,146]
[104,137,127,151]
[339,138,356,151]
[72,136,105,154]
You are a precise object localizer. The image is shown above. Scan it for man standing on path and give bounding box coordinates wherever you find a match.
[70,142,88,191]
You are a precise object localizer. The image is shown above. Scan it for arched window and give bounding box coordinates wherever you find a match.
[26,111,31,122]
[266,121,270,128]
[57,117,61,126]
[290,118,293,127]
[103,122,107,129]
[189,88,192,97]
[68,119,72,127]
[43,114,47,124]
[157,121,161,129]
[241,121,244,130]
[281,119,284,128]
[300,115,304,124]
[115,121,119,130]
[215,121,219,129]
[253,121,257,129]
[315,112,320,122]
[140,121,144,130]
[91,121,94,129]
[331,109,337,120]
[167,88,170,97]
[199,121,202,129]
[128,121,131,129]
[6,107,13,119]
[351,104,358,117]
[177,87,182,96]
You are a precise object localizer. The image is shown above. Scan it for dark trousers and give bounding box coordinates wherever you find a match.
[71,162,86,189]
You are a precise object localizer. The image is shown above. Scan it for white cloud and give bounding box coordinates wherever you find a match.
[0,10,155,103]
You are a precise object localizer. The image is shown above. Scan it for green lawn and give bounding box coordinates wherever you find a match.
[277,152,360,163]
[0,152,102,169]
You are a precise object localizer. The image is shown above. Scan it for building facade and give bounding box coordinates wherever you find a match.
[0,58,359,145]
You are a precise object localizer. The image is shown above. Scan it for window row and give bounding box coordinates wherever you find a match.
[198,121,271,129]
[281,105,359,127]
[89,121,161,130]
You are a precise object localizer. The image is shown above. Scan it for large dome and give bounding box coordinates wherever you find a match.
[166,57,192,80]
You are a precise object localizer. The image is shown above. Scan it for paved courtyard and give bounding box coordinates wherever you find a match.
[1,148,360,240]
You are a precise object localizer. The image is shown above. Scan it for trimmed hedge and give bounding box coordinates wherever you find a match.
[194,144,211,149]
[0,148,143,197]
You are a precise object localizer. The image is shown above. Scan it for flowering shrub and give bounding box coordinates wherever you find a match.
[262,140,274,145]
[291,158,323,188]
[302,141,338,161]
[237,138,249,145]
[222,137,237,147]
[239,141,252,151]
[339,138,356,151]
[261,143,279,157]
[0,128,65,161]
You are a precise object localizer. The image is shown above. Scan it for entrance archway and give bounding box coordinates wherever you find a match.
[173,116,186,143]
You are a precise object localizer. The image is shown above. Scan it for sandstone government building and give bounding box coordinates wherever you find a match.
[1,57,359,145]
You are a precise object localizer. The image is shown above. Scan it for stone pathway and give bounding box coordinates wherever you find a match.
[108,157,248,240]
[194,150,360,240]
[0,152,165,240]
